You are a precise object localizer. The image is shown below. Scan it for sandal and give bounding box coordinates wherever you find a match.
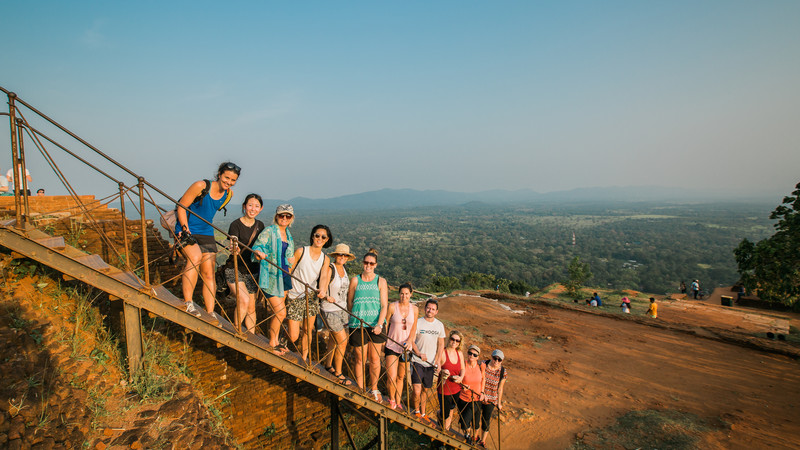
[325,365,336,374]
[335,373,353,386]
[370,389,382,402]
[270,343,288,355]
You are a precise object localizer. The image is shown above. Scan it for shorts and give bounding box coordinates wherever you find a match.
[384,346,409,362]
[286,292,320,321]
[348,327,386,347]
[263,270,293,299]
[438,391,459,414]
[192,234,217,253]
[223,267,259,294]
[321,309,348,332]
[411,362,435,388]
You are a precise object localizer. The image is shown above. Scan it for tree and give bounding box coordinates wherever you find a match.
[563,256,593,299]
[734,182,800,307]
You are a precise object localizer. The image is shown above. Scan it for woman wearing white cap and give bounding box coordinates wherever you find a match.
[322,243,356,384]
[252,204,295,354]
[477,349,508,447]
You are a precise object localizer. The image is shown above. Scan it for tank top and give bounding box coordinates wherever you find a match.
[459,363,483,401]
[439,349,462,395]
[289,246,324,298]
[348,274,382,328]
[176,185,228,237]
[323,265,348,313]
[385,302,414,353]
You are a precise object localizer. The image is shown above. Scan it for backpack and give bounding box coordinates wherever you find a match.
[160,179,233,234]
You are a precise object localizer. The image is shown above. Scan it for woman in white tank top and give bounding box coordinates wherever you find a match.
[287,225,332,361]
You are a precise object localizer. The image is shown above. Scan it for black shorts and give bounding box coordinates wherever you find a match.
[438,392,459,413]
[192,234,217,253]
[384,346,409,362]
[348,327,386,347]
[411,362,435,388]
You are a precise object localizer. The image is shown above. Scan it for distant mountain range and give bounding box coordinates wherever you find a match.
[134,185,774,218]
[260,186,770,211]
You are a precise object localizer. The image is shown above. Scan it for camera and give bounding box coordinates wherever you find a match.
[177,232,198,249]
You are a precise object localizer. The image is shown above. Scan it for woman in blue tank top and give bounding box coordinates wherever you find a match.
[175,162,240,317]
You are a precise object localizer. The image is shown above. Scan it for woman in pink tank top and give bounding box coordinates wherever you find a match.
[384,283,419,409]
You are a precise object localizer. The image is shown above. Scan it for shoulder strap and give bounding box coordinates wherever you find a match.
[291,246,305,274]
[192,179,211,206]
[246,221,260,247]
[219,188,233,216]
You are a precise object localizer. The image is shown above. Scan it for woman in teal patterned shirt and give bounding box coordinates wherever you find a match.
[347,248,388,398]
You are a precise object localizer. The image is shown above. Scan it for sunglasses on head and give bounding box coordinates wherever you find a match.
[402,317,406,330]
[223,162,241,174]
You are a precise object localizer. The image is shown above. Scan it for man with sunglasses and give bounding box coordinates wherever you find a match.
[410,298,446,421]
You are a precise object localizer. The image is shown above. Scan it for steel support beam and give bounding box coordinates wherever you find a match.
[379,416,389,450]
[122,301,144,375]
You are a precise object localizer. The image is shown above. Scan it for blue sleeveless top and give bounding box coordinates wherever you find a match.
[175,188,228,237]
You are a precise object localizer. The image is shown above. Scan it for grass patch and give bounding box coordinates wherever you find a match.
[571,409,716,450]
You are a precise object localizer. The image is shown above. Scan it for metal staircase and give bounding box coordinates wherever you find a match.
[1,86,480,449]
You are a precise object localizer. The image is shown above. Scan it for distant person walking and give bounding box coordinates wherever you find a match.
[647,297,658,318]
[175,162,239,317]
[691,280,700,299]
[680,281,687,295]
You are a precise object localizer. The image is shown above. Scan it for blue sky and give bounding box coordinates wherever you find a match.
[2,1,799,202]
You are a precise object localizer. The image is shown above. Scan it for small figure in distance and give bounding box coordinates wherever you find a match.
[384,283,419,410]
[478,349,508,447]
[175,162,240,317]
[437,330,465,431]
[647,297,658,318]
[410,298,445,421]
[286,224,333,362]
[592,292,603,306]
[621,296,631,314]
[691,279,700,300]
[458,344,485,443]
[0,167,7,194]
[322,243,356,385]
[588,296,598,307]
[223,193,265,333]
[36,188,45,196]
[680,280,687,295]
[347,248,388,399]
[7,166,32,195]
[252,204,296,355]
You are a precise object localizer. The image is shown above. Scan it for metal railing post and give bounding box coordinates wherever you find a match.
[7,92,23,228]
[137,177,150,285]
[118,182,131,268]
[232,236,241,333]
[16,118,31,220]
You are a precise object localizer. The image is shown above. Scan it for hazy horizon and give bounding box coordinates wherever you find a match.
[2,1,798,203]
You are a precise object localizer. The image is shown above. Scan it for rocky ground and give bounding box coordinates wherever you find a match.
[0,255,232,449]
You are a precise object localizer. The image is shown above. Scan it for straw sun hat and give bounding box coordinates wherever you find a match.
[329,243,355,261]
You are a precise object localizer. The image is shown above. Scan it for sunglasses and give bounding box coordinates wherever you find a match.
[222,162,241,174]
[492,356,503,362]
[277,213,293,219]
[313,233,328,240]
[363,261,376,266]
[402,317,406,331]
[450,337,461,343]
[468,352,478,357]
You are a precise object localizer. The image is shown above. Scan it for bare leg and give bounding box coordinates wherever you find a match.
[198,253,216,313]
[353,344,366,389]
[180,244,203,303]
[368,341,384,393]
[385,354,399,405]
[267,295,286,348]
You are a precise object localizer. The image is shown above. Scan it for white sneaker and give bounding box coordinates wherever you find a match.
[185,302,201,317]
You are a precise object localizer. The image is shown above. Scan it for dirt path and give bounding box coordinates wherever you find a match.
[437,294,800,449]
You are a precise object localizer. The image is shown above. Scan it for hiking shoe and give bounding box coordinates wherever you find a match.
[185,302,201,317]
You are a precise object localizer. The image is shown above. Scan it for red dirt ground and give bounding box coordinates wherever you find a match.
[436,292,800,450]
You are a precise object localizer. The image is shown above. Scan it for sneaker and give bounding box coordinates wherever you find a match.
[185,302,201,317]
[389,400,397,410]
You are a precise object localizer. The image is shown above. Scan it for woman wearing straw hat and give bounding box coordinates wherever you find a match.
[322,243,355,384]
[252,204,295,354]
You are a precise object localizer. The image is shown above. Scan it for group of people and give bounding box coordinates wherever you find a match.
[581,292,658,318]
[0,165,44,196]
[680,279,702,299]
[171,163,507,446]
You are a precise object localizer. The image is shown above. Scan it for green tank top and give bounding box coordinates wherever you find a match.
[348,274,382,328]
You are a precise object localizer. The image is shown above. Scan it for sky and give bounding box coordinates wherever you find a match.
[1,1,799,203]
